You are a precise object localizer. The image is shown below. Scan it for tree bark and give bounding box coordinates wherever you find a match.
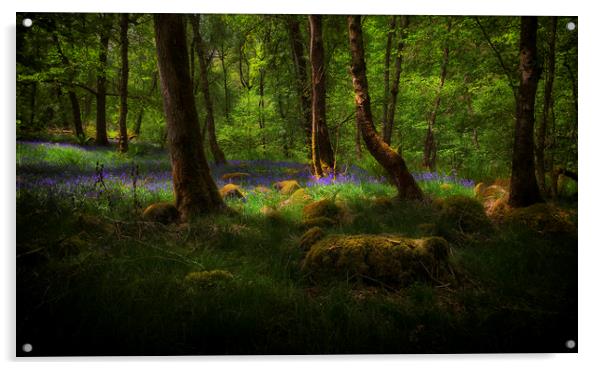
[52,33,84,138]
[347,15,423,200]
[535,17,557,195]
[423,18,452,171]
[288,16,313,151]
[117,13,129,153]
[95,16,110,146]
[154,14,225,220]
[384,15,409,145]
[509,16,543,207]
[309,15,335,174]
[381,16,396,138]
[219,42,230,122]
[191,15,227,165]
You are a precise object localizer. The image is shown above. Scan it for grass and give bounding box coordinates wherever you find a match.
[16,140,577,355]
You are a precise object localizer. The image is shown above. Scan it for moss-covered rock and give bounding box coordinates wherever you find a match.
[77,213,114,234]
[474,182,486,197]
[183,269,234,288]
[142,202,180,224]
[506,203,576,234]
[273,180,301,195]
[281,188,312,207]
[437,195,493,236]
[302,199,341,221]
[302,234,451,286]
[221,172,250,182]
[301,216,337,229]
[299,227,325,251]
[219,184,245,199]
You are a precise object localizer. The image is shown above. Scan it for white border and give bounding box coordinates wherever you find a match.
[3,0,600,369]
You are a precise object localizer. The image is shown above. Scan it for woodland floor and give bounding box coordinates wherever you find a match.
[16,139,577,355]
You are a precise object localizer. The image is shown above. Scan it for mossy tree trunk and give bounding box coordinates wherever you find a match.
[347,15,423,200]
[423,17,451,171]
[383,15,409,145]
[535,16,557,195]
[288,16,312,154]
[154,14,225,220]
[309,15,335,175]
[509,16,543,208]
[191,15,227,165]
[95,15,111,146]
[117,13,129,153]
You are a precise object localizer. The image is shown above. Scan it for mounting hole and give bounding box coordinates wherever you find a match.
[22,18,32,28]
[22,343,33,353]
[566,22,576,31]
[566,339,576,349]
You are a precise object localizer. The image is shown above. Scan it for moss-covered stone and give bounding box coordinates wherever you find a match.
[299,227,325,251]
[273,180,301,195]
[506,203,576,234]
[221,172,250,182]
[77,213,114,234]
[219,184,245,199]
[440,183,453,191]
[142,202,180,224]
[281,188,312,207]
[302,199,341,221]
[302,234,451,286]
[301,216,337,229]
[183,269,234,288]
[437,195,493,236]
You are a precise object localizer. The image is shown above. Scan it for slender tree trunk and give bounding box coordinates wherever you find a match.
[95,18,110,146]
[381,16,396,137]
[117,13,129,153]
[384,15,409,145]
[509,16,543,207]
[219,42,230,122]
[355,117,363,160]
[423,18,451,171]
[52,33,85,138]
[191,15,227,164]
[258,69,266,151]
[29,82,36,128]
[535,17,557,195]
[347,15,423,200]
[133,72,157,136]
[309,15,334,174]
[288,16,313,151]
[153,14,224,220]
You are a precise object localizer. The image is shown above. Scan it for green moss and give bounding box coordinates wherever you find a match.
[142,202,180,224]
[281,188,312,207]
[183,270,234,288]
[507,203,576,234]
[273,180,301,195]
[219,184,245,199]
[299,227,325,251]
[438,195,493,236]
[302,199,341,221]
[301,216,337,229]
[302,234,451,286]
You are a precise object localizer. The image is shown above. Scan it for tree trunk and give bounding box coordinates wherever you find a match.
[191,15,227,165]
[117,13,129,153]
[52,33,84,138]
[381,16,396,137]
[67,91,84,138]
[535,17,557,196]
[309,15,334,174]
[153,14,225,220]
[347,15,423,200]
[219,42,230,122]
[509,16,543,208]
[423,18,452,171]
[288,16,313,151]
[95,17,110,146]
[384,15,409,145]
